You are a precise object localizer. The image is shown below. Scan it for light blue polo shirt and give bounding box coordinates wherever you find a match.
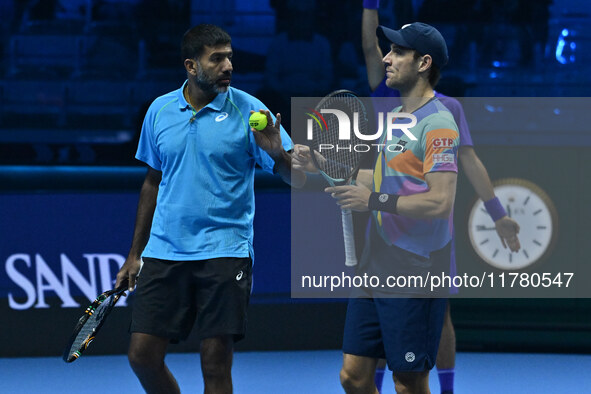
[136,81,293,261]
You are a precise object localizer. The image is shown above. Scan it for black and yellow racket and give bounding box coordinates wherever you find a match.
[62,283,127,363]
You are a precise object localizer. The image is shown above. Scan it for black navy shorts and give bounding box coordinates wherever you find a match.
[130,256,252,342]
[342,297,446,372]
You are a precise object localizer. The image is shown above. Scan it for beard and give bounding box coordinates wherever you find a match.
[195,62,231,94]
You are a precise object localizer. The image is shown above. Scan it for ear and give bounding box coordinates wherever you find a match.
[184,58,198,76]
[417,54,433,73]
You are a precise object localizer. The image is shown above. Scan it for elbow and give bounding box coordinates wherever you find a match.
[434,207,452,219]
[292,176,307,189]
[435,200,453,219]
[432,196,454,219]
[289,171,307,189]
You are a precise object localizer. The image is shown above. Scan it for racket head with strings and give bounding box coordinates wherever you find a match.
[308,90,369,266]
[62,284,127,363]
[309,90,368,185]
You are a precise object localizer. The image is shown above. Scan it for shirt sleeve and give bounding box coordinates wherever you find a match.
[454,104,473,147]
[135,103,162,171]
[436,95,473,147]
[422,117,460,174]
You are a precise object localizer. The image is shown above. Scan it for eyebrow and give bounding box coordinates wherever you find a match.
[210,50,232,57]
[391,44,410,51]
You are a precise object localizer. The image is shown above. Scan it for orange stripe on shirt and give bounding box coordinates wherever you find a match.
[387,149,425,180]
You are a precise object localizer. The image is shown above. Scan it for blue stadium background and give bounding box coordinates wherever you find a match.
[0,0,590,357]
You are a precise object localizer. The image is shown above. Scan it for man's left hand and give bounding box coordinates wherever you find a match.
[326,184,371,211]
[251,110,284,159]
[495,216,521,252]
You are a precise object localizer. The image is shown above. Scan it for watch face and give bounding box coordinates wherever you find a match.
[467,178,558,270]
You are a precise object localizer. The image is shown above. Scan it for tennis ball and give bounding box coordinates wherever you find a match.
[249,112,267,131]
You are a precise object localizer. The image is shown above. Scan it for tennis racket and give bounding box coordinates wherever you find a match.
[309,90,368,266]
[62,283,127,363]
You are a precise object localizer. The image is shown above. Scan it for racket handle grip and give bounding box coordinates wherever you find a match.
[342,209,358,266]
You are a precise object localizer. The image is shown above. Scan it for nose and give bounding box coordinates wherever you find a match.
[222,57,233,73]
[382,51,392,66]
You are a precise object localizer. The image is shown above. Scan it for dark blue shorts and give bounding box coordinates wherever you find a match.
[342,297,446,372]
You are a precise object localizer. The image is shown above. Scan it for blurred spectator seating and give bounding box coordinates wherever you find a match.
[0,80,67,128]
[65,80,134,130]
[77,21,139,80]
[8,34,84,79]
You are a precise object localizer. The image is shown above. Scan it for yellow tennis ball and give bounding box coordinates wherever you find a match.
[249,112,268,131]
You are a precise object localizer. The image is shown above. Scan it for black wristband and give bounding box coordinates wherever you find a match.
[368,192,399,214]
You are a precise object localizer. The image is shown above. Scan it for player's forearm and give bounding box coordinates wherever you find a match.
[273,150,306,188]
[356,169,373,189]
[362,8,385,91]
[460,147,509,223]
[460,147,495,202]
[128,169,160,259]
[368,172,457,219]
[362,8,379,54]
[396,189,455,219]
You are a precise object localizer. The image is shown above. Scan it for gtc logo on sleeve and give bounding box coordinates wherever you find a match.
[432,138,454,148]
[433,153,454,164]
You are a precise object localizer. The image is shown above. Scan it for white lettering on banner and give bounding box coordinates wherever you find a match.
[5,253,126,310]
[7,254,36,310]
[89,254,126,294]
[35,254,79,308]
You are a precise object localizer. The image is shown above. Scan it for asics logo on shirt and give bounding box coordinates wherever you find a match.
[236,270,244,281]
[215,112,229,122]
[405,352,415,362]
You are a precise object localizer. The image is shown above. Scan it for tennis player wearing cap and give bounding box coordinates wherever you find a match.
[328,22,459,394]
[361,3,520,393]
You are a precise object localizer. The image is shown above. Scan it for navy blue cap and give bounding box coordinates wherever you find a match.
[377,22,449,68]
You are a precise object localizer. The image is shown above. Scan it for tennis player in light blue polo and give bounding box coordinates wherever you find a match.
[137,80,293,261]
[115,24,305,394]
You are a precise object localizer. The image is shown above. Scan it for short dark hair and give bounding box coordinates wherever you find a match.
[181,24,231,61]
[413,51,441,88]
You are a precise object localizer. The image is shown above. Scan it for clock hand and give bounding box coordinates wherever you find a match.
[506,204,512,218]
[476,225,496,231]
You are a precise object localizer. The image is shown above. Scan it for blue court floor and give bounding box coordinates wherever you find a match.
[2,350,591,393]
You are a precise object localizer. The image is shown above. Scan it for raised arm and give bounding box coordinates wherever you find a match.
[115,167,161,291]
[362,1,386,91]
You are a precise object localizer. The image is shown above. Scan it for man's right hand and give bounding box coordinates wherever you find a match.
[292,144,319,173]
[115,257,142,292]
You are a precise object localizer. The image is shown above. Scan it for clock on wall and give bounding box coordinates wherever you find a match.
[467,178,558,270]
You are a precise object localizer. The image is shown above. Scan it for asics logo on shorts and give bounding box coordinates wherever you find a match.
[236,270,244,281]
[405,352,415,362]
